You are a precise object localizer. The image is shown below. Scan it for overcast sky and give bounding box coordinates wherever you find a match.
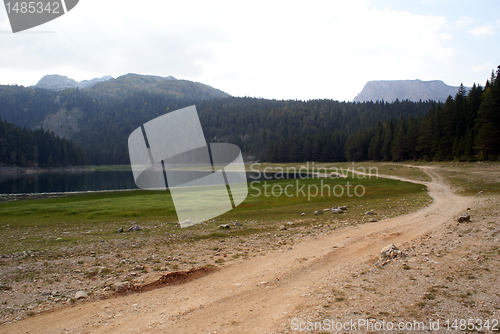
[1,0,499,101]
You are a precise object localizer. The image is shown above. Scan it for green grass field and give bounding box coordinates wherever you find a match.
[0,170,429,254]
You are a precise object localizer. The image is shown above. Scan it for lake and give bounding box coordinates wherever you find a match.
[0,170,308,194]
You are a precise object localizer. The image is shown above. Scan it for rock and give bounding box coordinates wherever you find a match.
[114,281,130,292]
[339,206,348,211]
[479,191,483,194]
[368,218,378,223]
[379,244,405,262]
[75,291,88,300]
[117,227,123,233]
[301,213,306,216]
[219,224,230,229]
[128,225,141,232]
[314,210,323,215]
[286,222,294,226]
[234,222,241,227]
[134,265,144,271]
[279,225,287,231]
[457,213,471,223]
[380,244,397,254]
[41,290,52,296]
[331,208,343,214]
[365,211,374,215]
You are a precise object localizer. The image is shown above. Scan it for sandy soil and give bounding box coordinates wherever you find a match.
[1,166,499,333]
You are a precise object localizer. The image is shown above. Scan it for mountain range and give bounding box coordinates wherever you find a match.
[353,79,468,103]
[33,74,113,90]
[1,65,497,166]
[32,73,231,100]
[34,74,466,103]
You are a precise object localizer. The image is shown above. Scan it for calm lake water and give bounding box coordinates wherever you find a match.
[0,171,138,194]
[0,171,303,194]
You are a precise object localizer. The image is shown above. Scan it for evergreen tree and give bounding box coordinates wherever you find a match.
[391,123,405,161]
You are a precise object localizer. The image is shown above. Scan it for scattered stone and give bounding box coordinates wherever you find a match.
[301,213,306,216]
[479,191,483,194]
[41,290,52,296]
[279,225,287,231]
[114,281,130,292]
[128,225,141,232]
[368,218,378,223]
[134,265,144,271]
[339,206,348,211]
[378,244,405,264]
[314,210,323,215]
[117,227,123,233]
[219,224,230,229]
[234,222,241,227]
[75,291,88,300]
[457,213,471,223]
[365,211,374,215]
[286,222,294,226]
[331,208,343,214]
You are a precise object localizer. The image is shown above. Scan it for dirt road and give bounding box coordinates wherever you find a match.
[1,167,473,333]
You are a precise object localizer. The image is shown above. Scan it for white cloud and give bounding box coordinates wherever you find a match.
[0,0,494,101]
[468,25,495,36]
[454,16,474,29]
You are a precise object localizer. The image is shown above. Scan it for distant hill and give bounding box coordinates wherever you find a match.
[85,73,231,100]
[0,117,86,167]
[353,80,469,103]
[34,75,113,90]
[32,73,230,100]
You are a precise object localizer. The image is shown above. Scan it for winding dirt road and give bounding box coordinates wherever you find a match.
[1,167,473,334]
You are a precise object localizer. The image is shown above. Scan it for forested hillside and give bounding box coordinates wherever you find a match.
[0,83,433,165]
[0,119,86,167]
[197,98,432,162]
[0,67,498,166]
[343,66,500,162]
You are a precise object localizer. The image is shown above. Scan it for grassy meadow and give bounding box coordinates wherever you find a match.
[0,163,431,255]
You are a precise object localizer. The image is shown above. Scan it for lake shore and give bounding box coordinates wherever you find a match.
[0,164,136,175]
[0,166,95,175]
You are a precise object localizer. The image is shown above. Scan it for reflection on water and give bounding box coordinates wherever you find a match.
[0,171,138,194]
[0,171,307,194]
